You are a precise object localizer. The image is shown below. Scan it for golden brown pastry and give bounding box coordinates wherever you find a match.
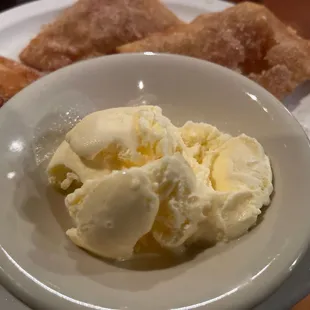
[19,0,183,72]
[0,56,41,106]
[118,2,310,99]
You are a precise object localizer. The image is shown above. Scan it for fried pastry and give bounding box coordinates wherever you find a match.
[0,56,41,106]
[118,2,310,99]
[19,0,183,72]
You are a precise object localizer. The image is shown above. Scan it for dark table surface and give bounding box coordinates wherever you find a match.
[0,0,36,12]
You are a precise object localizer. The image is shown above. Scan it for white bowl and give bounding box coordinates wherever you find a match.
[0,53,310,310]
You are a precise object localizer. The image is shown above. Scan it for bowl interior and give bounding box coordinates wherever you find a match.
[0,54,310,310]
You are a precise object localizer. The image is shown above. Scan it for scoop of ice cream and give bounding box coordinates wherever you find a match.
[190,134,273,243]
[65,169,159,260]
[66,105,184,164]
[48,105,185,190]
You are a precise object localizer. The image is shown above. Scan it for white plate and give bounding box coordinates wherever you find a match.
[0,1,309,310]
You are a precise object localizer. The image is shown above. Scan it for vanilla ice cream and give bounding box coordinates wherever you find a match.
[65,169,159,260]
[66,105,183,163]
[47,141,109,190]
[180,122,273,243]
[48,105,185,191]
[65,154,211,259]
[141,154,210,248]
[47,105,273,260]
